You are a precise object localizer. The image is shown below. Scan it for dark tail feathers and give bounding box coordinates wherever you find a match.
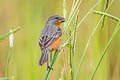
[39,47,52,66]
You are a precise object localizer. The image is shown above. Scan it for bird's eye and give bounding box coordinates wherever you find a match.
[55,17,59,19]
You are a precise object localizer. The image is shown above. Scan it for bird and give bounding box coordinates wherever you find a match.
[38,15,65,69]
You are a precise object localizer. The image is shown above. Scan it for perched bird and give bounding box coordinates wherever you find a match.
[39,15,65,69]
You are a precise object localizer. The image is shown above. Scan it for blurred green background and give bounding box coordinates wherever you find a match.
[0,0,120,80]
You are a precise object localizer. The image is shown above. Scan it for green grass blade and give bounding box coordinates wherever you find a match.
[92,11,120,21]
[0,27,21,41]
[90,22,120,80]
[64,0,83,33]
[5,47,13,77]
[44,50,60,80]
[74,0,114,79]
[63,0,67,19]
[44,38,71,80]
[101,0,109,29]
[76,0,102,29]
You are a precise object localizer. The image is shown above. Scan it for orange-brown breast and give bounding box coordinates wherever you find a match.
[49,36,62,51]
[56,21,61,27]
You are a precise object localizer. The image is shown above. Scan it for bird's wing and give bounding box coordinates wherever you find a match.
[39,24,62,49]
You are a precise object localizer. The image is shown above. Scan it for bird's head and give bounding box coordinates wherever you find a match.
[47,15,65,27]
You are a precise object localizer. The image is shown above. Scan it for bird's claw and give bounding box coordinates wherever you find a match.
[47,66,53,70]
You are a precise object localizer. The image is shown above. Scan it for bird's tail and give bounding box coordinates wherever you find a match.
[39,47,52,66]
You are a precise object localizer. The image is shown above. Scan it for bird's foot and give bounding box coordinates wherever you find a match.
[47,66,53,70]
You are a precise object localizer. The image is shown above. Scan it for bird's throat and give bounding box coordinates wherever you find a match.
[56,21,61,27]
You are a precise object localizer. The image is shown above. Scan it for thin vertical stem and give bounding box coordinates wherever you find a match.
[44,39,70,80]
[74,0,114,79]
[101,0,109,29]
[71,11,79,80]
[63,0,67,19]
[5,47,13,77]
[69,31,73,80]
[90,22,120,80]
[5,29,14,78]
[76,0,102,30]
[63,50,69,80]
[64,0,83,33]
[50,53,52,62]
[71,0,76,10]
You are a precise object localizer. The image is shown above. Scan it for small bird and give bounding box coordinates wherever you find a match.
[39,15,65,69]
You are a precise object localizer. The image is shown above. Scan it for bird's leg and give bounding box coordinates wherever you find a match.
[50,52,53,62]
[47,61,53,70]
[47,53,53,70]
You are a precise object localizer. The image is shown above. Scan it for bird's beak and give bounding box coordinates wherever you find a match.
[60,18,65,22]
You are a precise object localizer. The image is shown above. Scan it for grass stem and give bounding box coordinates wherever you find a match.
[92,11,120,21]
[5,47,13,77]
[44,37,71,80]
[0,27,21,41]
[74,0,114,79]
[101,0,109,29]
[90,22,120,80]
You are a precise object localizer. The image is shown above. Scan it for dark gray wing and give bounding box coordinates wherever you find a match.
[39,24,62,50]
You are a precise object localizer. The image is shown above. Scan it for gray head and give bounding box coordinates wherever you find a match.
[47,15,65,24]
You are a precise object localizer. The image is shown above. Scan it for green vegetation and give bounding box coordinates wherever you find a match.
[0,0,120,80]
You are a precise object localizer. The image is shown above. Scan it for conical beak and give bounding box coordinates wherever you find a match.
[60,18,65,22]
